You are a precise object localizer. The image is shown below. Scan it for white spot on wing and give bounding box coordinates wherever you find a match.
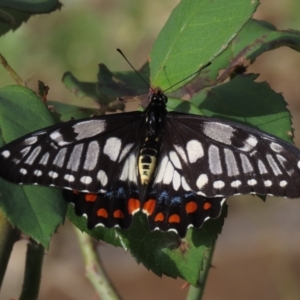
[34,170,42,177]
[53,148,67,167]
[186,140,204,163]
[280,180,287,187]
[169,151,182,169]
[181,177,191,191]
[119,154,137,183]
[163,161,174,184]
[1,150,10,158]
[266,154,282,176]
[276,154,293,176]
[174,145,188,164]
[154,156,168,183]
[213,180,225,189]
[103,137,121,161]
[203,122,234,145]
[67,143,84,171]
[128,154,137,183]
[64,174,75,182]
[238,135,258,152]
[119,143,134,162]
[84,141,100,170]
[39,152,50,165]
[80,176,92,185]
[20,168,27,175]
[48,171,58,178]
[240,153,253,173]
[73,120,106,140]
[247,179,257,186]
[231,180,241,188]
[19,146,31,158]
[258,159,268,174]
[25,146,42,165]
[50,131,66,146]
[208,145,222,174]
[270,142,283,153]
[264,180,272,187]
[173,171,181,191]
[224,148,239,176]
[97,170,108,186]
[24,136,38,145]
[196,174,208,189]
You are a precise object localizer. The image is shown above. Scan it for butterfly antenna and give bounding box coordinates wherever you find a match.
[117,49,154,93]
[164,61,211,93]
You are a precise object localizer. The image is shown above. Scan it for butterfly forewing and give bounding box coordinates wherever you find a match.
[163,112,300,198]
[0,112,144,192]
[0,111,147,230]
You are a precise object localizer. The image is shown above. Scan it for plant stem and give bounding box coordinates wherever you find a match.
[19,240,44,300]
[74,227,121,300]
[0,209,20,289]
[186,241,216,300]
[0,53,25,86]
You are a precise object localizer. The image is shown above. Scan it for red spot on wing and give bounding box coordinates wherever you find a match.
[85,193,97,202]
[169,214,180,223]
[203,202,212,210]
[128,198,140,215]
[143,199,156,215]
[97,208,108,218]
[154,212,164,222]
[113,209,124,219]
[185,201,197,214]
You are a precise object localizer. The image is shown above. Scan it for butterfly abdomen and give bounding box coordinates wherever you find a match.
[138,136,160,185]
[138,90,167,186]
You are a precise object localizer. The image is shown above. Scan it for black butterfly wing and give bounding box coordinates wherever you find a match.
[144,112,300,236]
[0,112,145,229]
[167,113,300,198]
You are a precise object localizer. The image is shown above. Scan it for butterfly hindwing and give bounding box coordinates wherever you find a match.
[64,180,140,230]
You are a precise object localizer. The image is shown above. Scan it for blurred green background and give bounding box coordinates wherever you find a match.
[1,0,300,299]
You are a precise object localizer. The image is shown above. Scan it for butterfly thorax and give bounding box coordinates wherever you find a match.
[138,90,168,186]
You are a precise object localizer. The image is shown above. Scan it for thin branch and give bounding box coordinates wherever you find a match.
[74,227,121,300]
[186,241,216,300]
[19,240,44,300]
[0,53,25,86]
[0,209,20,289]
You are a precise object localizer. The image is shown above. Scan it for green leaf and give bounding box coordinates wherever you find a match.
[183,19,300,94]
[167,97,203,115]
[235,19,300,63]
[150,0,259,89]
[47,101,95,122]
[62,63,149,109]
[0,86,66,248]
[0,0,62,13]
[0,0,61,35]
[0,7,30,35]
[190,73,293,143]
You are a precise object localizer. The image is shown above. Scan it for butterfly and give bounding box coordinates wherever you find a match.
[1,89,300,237]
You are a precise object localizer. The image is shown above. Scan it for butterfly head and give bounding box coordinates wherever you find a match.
[149,89,168,105]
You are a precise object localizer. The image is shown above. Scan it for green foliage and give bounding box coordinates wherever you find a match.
[0,0,61,35]
[150,0,259,89]
[0,86,66,248]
